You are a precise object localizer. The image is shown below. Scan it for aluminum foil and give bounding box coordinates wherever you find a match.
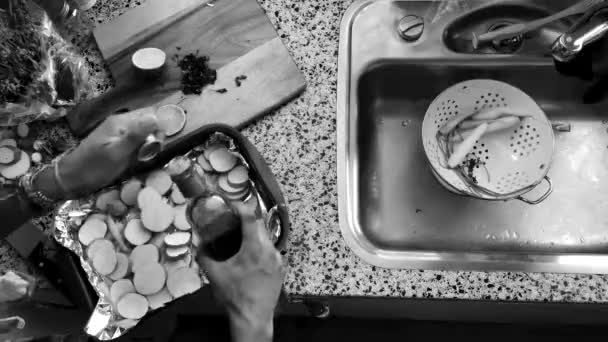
[53,132,281,340]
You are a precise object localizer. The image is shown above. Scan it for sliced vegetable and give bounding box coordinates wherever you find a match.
[79,218,108,246]
[31,152,42,164]
[132,47,166,71]
[173,204,191,231]
[110,279,135,304]
[0,139,17,147]
[117,293,149,320]
[133,263,166,295]
[448,122,489,168]
[145,170,173,195]
[137,186,162,209]
[124,219,152,246]
[147,288,173,310]
[87,239,114,260]
[109,253,131,281]
[218,174,247,194]
[129,244,159,273]
[227,165,249,187]
[141,201,174,232]
[471,107,530,121]
[197,154,214,172]
[439,111,479,135]
[92,246,117,276]
[16,123,29,138]
[0,146,20,165]
[166,246,189,259]
[164,232,191,247]
[170,184,186,205]
[458,116,521,140]
[166,267,201,298]
[96,190,121,212]
[0,151,30,179]
[155,104,186,137]
[207,147,237,173]
[149,232,167,250]
[203,144,225,160]
[121,179,143,206]
[163,253,192,274]
[107,200,128,217]
[191,229,201,248]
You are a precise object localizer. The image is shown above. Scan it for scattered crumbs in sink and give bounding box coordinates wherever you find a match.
[176,46,182,51]
[415,209,422,214]
[215,88,227,94]
[234,75,247,87]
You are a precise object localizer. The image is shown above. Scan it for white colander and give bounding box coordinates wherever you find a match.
[422,79,555,204]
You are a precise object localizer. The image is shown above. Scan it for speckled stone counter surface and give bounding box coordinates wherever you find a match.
[2,0,608,303]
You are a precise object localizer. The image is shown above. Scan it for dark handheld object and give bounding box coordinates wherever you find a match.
[168,157,243,261]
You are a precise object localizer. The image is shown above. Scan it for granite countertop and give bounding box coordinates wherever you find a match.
[2,0,608,303]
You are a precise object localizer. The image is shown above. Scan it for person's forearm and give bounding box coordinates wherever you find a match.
[229,312,273,342]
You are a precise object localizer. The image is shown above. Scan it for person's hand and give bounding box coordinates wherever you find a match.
[57,108,158,198]
[198,202,285,342]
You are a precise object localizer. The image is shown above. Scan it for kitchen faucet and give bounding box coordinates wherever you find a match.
[551,3,608,62]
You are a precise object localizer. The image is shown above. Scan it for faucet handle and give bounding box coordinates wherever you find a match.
[552,5,608,62]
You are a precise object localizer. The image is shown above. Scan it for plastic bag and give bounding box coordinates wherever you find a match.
[0,0,91,126]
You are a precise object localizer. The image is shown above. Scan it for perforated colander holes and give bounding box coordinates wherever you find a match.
[461,142,490,168]
[473,92,507,112]
[434,99,459,129]
[509,124,541,157]
[496,171,529,192]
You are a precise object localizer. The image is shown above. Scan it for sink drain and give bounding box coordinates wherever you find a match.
[487,22,523,53]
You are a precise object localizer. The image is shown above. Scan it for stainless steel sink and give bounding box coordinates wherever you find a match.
[337,0,608,273]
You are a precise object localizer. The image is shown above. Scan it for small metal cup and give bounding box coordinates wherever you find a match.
[137,131,166,162]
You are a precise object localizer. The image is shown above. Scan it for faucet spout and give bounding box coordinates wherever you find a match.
[552,5,608,62]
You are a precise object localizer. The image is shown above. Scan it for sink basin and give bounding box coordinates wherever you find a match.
[337,0,608,273]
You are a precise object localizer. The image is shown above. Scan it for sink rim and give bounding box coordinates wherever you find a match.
[337,0,608,273]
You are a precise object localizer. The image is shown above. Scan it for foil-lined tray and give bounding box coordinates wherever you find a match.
[53,132,282,340]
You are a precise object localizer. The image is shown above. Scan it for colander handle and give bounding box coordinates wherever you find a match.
[517,176,553,205]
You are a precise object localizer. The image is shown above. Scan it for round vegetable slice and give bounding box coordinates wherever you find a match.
[203,144,225,160]
[31,152,42,164]
[16,123,29,138]
[170,184,186,205]
[155,104,186,137]
[163,253,192,274]
[218,174,247,194]
[92,246,117,276]
[145,170,172,195]
[207,147,237,173]
[173,205,191,231]
[137,186,162,209]
[167,267,201,298]
[132,47,166,71]
[0,146,20,165]
[111,279,135,304]
[117,293,149,320]
[96,190,121,212]
[87,239,114,260]
[141,202,174,232]
[197,155,214,172]
[223,187,251,202]
[227,165,249,187]
[129,244,159,273]
[107,200,128,217]
[147,288,173,310]
[149,232,167,250]
[133,263,166,295]
[109,253,131,281]
[124,219,152,246]
[79,218,108,246]
[164,232,191,247]
[166,246,189,259]
[0,151,30,179]
[0,139,17,147]
[121,179,143,206]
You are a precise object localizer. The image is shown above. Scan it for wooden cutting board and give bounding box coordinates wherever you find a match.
[67,0,306,138]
